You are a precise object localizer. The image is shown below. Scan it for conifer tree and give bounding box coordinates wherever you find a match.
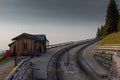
[104,0,119,36]
[118,16,120,31]
[96,26,104,38]
[96,27,101,38]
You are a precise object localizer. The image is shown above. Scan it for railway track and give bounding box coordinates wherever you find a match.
[76,41,108,80]
[76,41,96,80]
[47,40,96,80]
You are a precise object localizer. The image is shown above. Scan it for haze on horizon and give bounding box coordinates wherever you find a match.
[0,0,120,50]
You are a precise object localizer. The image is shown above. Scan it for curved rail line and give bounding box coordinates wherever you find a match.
[47,40,96,80]
[76,40,107,80]
[76,41,96,80]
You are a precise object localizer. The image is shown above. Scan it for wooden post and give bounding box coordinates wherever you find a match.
[67,50,70,66]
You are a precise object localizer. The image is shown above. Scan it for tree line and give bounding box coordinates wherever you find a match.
[96,0,120,39]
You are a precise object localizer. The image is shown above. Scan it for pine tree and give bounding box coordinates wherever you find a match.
[118,16,120,31]
[104,0,119,36]
[100,26,105,38]
[96,26,104,38]
[96,27,101,38]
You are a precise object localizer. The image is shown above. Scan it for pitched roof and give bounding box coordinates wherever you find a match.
[33,35,46,40]
[8,42,15,46]
[12,33,47,41]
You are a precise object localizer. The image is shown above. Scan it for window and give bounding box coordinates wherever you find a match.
[24,43,28,49]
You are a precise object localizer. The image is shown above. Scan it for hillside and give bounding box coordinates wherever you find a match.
[98,32,120,46]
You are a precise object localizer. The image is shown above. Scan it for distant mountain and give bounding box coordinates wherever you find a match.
[0,50,4,53]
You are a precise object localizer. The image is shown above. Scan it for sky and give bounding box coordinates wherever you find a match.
[0,0,120,50]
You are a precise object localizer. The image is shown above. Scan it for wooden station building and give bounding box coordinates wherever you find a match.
[8,33,49,57]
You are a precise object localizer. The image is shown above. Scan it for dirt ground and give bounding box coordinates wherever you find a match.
[0,58,15,80]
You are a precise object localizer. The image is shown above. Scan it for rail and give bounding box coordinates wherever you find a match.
[46,41,73,49]
[47,38,96,80]
[95,45,120,67]
[76,41,100,80]
[95,45,120,51]
[5,58,32,80]
[47,38,96,49]
[15,56,30,65]
[109,55,120,80]
[95,45,120,80]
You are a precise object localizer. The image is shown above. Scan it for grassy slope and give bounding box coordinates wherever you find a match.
[98,32,120,46]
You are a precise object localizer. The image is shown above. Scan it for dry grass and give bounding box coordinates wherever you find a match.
[0,58,10,64]
[0,66,15,80]
[98,32,120,46]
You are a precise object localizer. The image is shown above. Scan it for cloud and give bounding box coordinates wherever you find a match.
[0,0,118,23]
[0,0,120,49]
[0,0,119,26]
